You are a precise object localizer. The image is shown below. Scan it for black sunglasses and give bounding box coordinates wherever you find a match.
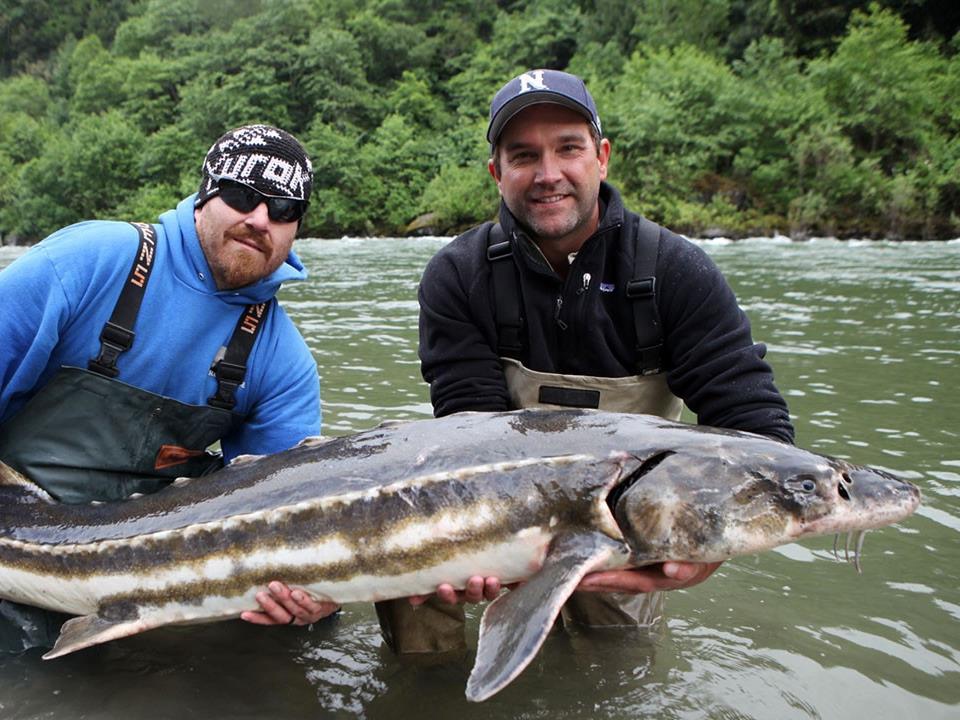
[214,178,308,224]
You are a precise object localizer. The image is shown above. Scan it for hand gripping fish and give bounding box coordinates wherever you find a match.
[0,409,920,701]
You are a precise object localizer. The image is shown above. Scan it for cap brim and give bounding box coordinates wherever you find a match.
[487,91,596,144]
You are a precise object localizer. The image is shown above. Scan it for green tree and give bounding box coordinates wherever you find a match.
[112,0,256,57]
[811,7,946,168]
[69,38,129,116]
[1,0,957,240]
[0,0,134,74]
[630,0,732,56]
[420,161,499,232]
[0,74,52,119]
[598,44,748,225]
[356,113,434,232]
[9,112,145,241]
[295,23,383,131]
[300,120,362,236]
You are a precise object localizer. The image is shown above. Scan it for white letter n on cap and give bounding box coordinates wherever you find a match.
[518,71,547,94]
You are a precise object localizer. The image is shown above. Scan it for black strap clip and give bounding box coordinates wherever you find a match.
[498,329,523,356]
[486,240,512,262]
[88,322,135,378]
[207,360,247,411]
[626,277,656,298]
[636,345,663,376]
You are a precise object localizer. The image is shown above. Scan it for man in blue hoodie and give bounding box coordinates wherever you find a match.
[0,124,338,651]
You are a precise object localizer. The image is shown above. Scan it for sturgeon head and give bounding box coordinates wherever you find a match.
[610,431,921,568]
[466,423,922,703]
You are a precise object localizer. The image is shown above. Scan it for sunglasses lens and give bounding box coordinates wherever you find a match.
[218,182,261,213]
[216,180,307,223]
[267,197,307,223]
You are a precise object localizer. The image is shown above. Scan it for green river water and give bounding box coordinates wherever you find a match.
[0,236,957,719]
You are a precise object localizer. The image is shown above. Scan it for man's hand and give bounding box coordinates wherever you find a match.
[576,561,722,594]
[409,576,505,606]
[241,581,340,626]
[404,562,719,608]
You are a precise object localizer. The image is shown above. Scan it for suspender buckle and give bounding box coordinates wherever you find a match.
[100,321,135,350]
[212,360,247,384]
[487,240,512,262]
[207,360,247,410]
[88,322,135,377]
[498,331,523,356]
[636,344,662,375]
[626,277,655,298]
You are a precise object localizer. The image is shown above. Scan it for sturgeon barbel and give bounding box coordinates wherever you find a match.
[0,409,920,701]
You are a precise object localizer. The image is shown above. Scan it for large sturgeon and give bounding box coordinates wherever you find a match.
[0,409,919,701]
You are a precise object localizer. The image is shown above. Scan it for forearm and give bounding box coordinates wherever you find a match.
[659,241,794,443]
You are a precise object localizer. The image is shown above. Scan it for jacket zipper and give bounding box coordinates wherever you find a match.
[554,295,568,330]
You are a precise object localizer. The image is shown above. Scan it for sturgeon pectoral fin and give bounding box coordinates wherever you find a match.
[43,612,150,660]
[466,531,626,702]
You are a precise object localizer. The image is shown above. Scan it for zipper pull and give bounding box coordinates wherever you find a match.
[555,295,568,330]
[578,272,591,294]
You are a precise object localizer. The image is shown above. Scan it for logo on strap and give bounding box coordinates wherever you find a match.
[240,302,268,335]
[128,222,157,289]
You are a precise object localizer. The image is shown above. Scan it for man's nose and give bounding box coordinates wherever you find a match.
[535,151,562,184]
[244,200,271,229]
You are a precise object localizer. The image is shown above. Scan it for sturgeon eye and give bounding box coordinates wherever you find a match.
[787,476,818,493]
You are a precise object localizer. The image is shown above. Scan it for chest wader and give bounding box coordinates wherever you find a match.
[0,223,269,653]
[502,361,680,632]
[489,217,682,633]
[377,219,679,656]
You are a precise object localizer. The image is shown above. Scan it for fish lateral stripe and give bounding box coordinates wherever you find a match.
[0,455,612,579]
[0,408,921,702]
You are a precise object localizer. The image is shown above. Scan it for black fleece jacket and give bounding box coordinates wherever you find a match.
[418,182,794,444]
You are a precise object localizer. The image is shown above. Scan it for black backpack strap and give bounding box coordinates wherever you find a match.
[625,216,663,375]
[486,223,523,358]
[207,301,271,411]
[88,222,158,378]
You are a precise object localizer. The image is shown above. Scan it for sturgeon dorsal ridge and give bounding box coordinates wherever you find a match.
[466,530,628,702]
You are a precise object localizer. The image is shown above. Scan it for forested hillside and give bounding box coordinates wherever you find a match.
[1,0,957,242]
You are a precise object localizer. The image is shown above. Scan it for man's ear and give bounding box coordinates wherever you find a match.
[487,157,500,183]
[598,137,611,180]
[488,157,504,197]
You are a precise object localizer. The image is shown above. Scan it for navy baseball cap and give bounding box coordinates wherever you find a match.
[486,69,602,144]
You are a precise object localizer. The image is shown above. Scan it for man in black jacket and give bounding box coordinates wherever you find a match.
[378,69,794,656]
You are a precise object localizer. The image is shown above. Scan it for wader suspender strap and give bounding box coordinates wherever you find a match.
[207,301,271,411]
[487,224,523,358]
[88,222,157,378]
[487,217,664,373]
[625,216,663,375]
[87,221,266,411]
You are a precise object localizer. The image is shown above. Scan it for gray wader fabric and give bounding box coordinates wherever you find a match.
[375,597,467,659]
[377,359,682,655]
[501,358,684,419]
[0,366,234,653]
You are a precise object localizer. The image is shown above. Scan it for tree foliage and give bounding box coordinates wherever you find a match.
[0,0,957,243]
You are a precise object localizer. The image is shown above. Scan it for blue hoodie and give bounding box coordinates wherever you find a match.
[0,195,320,462]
